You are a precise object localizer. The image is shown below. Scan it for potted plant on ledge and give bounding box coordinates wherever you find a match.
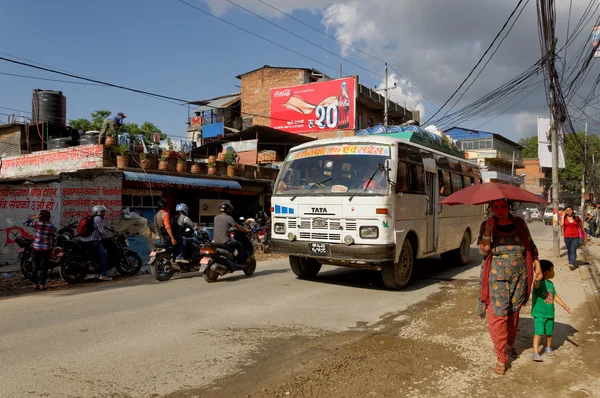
[207,159,217,175]
[115,145,129,168]
[139,152,151,169]
[224,147,237,177]
[176,158,186,173]
[104,131,116,147]
[158,153,168,171]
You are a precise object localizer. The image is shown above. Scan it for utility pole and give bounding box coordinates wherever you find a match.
[384,62,389,128]
[511,150,516,182]
[537,0,562,256]
[593,154,597,201]
[581,123,588,215]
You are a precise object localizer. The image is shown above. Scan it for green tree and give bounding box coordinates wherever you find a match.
[559,132,600,193]
[69,109,165,143]
[90,110,111,130]
[69,118,93,132]
[518,136,538,158]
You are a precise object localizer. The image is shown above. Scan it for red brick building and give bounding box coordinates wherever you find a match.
[516,158,546,195]
[237,65,418,140]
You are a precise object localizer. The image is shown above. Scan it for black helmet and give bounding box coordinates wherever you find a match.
[219,202,234,215]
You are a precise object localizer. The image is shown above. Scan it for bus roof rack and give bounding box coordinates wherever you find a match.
[355,124,466,159]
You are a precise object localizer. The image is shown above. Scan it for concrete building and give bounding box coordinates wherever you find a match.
[443,127,524,185]
[236,65,419,139]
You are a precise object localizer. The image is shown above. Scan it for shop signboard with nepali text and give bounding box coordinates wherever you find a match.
[270,77,356,134]
[0,145,103,179]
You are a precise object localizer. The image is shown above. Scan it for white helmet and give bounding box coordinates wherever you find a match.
[92,205,108,216]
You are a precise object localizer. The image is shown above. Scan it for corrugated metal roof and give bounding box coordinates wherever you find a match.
[194,94,240,113]
[123,171,241,190]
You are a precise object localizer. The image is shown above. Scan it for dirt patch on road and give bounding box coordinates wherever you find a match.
[171,280,600,398]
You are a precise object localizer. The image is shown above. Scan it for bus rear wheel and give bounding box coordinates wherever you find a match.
[382,240,413,290]
[441,230,471,266]
[289,256,321,278]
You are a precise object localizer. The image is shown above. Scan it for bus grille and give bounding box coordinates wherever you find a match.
[299,232,341,241]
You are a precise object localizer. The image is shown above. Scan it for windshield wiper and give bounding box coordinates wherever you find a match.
[291,177,333,201]
[307,177,332,189]
[349,163,383,202]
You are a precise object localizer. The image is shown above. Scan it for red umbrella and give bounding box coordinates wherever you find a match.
[440,182,548,206]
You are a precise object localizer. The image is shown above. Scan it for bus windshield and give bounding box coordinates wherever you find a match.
[274,144,391,196]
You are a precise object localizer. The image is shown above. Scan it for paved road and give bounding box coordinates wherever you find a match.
[0,222,549,397]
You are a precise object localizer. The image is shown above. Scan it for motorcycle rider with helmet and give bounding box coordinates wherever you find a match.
[172,203,200,263]
[213,202,250,265]
[79,205,113,281]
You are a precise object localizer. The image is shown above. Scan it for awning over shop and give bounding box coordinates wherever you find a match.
[123,171,242,190]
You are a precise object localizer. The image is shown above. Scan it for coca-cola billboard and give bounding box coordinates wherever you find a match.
[270,77,356,134]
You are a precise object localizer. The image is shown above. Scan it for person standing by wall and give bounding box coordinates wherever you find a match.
[23,210,57,290]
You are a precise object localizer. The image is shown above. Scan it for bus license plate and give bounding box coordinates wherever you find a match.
[309,243,328,256]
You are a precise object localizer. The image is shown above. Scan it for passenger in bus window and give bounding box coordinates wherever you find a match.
[438,172,445,195]
[363,169,387,190]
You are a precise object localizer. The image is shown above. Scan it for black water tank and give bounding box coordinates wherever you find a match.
[32,89,66,126]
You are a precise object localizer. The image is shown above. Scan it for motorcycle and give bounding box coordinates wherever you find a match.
[149,228,210,282]
[60,231,143,284]
[18,221,77,283]
[199,229,256,283]
[243,218,270,254]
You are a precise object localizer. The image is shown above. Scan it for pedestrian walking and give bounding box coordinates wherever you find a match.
[560,206,585,270]
[477,199,542,375]
[531,260,571,362]
[585,203,597,238]
[97,112,126,144]
[23,210,57,290]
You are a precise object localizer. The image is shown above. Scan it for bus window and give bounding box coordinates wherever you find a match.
[412,165,425,193]
[441,171,451,195]
[451,173,463,193]
[396,162,411,193]
[462,175,472,188]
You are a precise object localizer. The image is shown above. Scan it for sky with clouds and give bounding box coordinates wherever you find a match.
[0,0,598,142]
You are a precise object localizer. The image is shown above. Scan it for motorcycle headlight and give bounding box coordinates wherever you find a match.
[359,226,379,239]
[274,223,286,234]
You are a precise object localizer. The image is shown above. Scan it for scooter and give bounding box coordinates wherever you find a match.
[149,228,210,281]
[199,229,257,283]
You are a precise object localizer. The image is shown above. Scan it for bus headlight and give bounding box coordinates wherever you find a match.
[344,235,354,245]
[274,223,286,234]
[359,226,379,239]
[288,232,296,241]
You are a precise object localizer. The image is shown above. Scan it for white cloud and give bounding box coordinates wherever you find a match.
[376,72,425,120]
[514,111,539,139]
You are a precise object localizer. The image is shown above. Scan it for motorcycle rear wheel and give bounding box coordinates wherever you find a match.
[151,253,176,281]
[61,255,87,284]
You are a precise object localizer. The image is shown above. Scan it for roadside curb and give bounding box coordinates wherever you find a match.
[580,245,600,314]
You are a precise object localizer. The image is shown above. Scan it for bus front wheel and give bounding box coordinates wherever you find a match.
[289,256,322,278]
[382,240,413,290]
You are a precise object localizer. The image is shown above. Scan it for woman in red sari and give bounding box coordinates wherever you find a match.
[478,199,542,374]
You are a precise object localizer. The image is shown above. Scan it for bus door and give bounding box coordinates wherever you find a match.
[425,171,438,253]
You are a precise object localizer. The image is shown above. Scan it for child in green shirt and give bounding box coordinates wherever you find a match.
[531,260,571,361]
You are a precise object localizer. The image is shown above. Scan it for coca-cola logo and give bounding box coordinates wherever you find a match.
[273,89,291,98]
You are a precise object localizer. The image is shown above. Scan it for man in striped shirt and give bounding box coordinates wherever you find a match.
[80,205,113,281]
[23,210,57,290]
